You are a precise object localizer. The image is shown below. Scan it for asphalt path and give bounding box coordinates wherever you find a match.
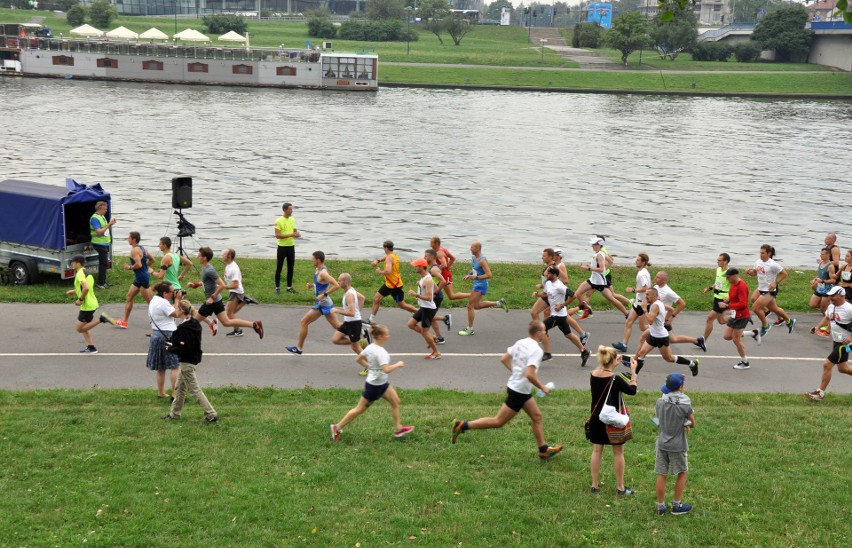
[1,302,847,395]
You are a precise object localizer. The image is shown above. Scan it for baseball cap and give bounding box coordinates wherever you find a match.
[661,372,685,394]
[724,267,739,277]
[827,286,845,296]
[589,237,605,246]
[410,258,428,267]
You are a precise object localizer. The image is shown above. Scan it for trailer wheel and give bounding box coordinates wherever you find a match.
[10,261,32,285]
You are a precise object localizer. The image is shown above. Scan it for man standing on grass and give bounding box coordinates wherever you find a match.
[451,320,563,461]
[805,286,852,401]
[115,231,153,329]
[89,201,116,289]
[458,241,508,336]
[274,202,300,294]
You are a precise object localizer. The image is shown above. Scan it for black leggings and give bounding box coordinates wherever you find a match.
[275,245,295,288]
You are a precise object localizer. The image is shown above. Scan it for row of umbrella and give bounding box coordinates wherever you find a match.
[68,24,247,43]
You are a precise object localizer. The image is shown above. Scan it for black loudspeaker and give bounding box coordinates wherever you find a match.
[171,176,192,209]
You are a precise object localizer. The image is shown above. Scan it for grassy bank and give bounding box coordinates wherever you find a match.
[0,388,846,545]
[0,256,822,313]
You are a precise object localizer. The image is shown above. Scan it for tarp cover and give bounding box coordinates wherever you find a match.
[0,178,110,250]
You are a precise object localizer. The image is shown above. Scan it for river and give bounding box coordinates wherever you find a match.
[3,77,851,267]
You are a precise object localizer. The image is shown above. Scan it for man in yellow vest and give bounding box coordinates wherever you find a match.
[90,201,116,289]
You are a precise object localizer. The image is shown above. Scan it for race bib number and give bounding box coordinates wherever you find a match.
[730,309,737,319]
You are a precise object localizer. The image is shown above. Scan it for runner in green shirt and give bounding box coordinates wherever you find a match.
[65,255,107,354]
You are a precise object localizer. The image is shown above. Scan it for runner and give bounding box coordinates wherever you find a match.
[424,248,453,344]
[368,241,417,324]
[458,241,508,336]
[635,271,706,354]
[531,248,569,321]
[407,258,442,360]
[330,323,414,441]
[534,266,590,366]
[115,231,154,328]
[430,236,469,302]
[809,247,836,336]
[839,249,852,302]
[569,237,628,321]
[612,253,652,352]
[195,247,264,340]
[66,254,107,354]
[286,251,340,355]
[805,286,852,401]
[719,268,759,370]
[746,244,796,338]
[451,320,563,461]
[824,231,841,271]
[220,248,251,337]
[330,272,370,360]
[702,253,732,342]
[631,287,699,377]
[149,236,193,305]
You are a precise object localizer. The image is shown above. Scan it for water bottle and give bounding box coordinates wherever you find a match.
[536,381,555,398]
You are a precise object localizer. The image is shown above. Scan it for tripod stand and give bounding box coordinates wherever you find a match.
[173,209,197,262]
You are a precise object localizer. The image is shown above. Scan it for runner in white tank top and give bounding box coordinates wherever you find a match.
[331,273,369,358]
[407,259,441,359]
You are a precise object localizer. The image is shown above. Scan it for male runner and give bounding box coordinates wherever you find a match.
[330,272,370,359]
[196,247,264,339]
[631,287,700,377]
[66,254,108,353]
[407,258,441,360]
[805,286,852,401]
[424,248,453,344]
[533,266,590,366]
[286,251,340,355]
[221,248,250,337]
[369,241,416,324]
[115,231,154,328]
[149,236,194,303]
[458,241,508,336]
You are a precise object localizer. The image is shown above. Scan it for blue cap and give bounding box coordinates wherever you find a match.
[661,372,685,394]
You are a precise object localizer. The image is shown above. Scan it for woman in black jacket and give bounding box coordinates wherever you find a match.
[163,300,218,423]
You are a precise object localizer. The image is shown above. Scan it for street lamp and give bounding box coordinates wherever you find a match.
[405,6,412,55]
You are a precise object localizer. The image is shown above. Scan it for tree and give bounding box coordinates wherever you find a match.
[419,0,451,21]
[751,4,813,62]
[445,16,475,46]
[423,18,446,45]
[66,4,86,27]
[87,0,116,29]
[484,0,512,21]
[202,14,248,35]
[604,11,651,65]
[307,16,337,39]
[650,3,697,60]
[660,0,851,24]
[367,0,405,21]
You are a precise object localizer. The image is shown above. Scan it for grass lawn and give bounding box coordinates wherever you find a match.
[0,388,847,545]
[596,48,835,72]
[0,257,822,314]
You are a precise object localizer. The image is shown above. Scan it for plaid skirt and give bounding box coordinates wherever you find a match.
[146,330,180,371]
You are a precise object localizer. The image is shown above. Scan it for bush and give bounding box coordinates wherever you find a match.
[87,0,116,28]
[690,41,733,62]
[307,16,337,39]
[733,42,762,63]
[202,14,247,35]
[66,4,86,27]
[338,20,416,42]
[572,22,603,48]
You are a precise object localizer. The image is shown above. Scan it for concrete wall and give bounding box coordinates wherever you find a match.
[809,34,852,71]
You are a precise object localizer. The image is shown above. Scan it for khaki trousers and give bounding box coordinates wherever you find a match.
[169,362,217,420]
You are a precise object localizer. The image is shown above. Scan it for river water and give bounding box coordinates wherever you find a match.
[3,77,850,267]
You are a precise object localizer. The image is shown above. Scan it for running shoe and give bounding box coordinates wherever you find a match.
[539,445,563,461]
[286,287,296,293]
[577,305,593,321]
[772,317,786,326]
[209,319,218,336]
[358,368,368,376]
[363,328,372,345]
[787,318,797,334]
[696,336,707,352]
[671,502,693,515]
[458,327,475,336]
[752,329,762,346]
[542,352,552,362]
[497,298,509,313]
[394,425,414,438]
[253,320,264,339]
[689,359,699,377]
[275,287,280,295]
[636,358,645,374]
[162,414,177,420]
[616,487,636,497]
[656,504,668,516]
[759,324,769,337]
[113,319,128,329]
[286,346,303,355]
[79,346,98,354]
[330,423,340,442]
[816,328,831,338]
[425,351,442,360]
[733,360,750,370]
[243,295,259,305]
[590,486,600,494]
[581,348,591,367]
[612,341,628,352]
[99,313,116,325]
[205,416,218,424]
[226,329,244,337]
[435,336,445,345]
[443,314,452,330]
[95,284,107,290]
[580,331,591,346]
[805,389,824,401]
[451,419,464,444]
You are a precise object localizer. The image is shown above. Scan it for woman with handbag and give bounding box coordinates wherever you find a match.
[147,282,181,400]
[587,345,638,496]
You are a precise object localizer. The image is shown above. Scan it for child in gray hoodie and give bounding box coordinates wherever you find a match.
[654,372,695,516]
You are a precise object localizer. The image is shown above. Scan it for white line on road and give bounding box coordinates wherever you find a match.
[0,353,824,361]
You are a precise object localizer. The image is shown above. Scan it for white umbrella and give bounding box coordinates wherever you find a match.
[140,27,169,41]
[218,30,246,42]
[69,24,104,38]
[105,26,139,40]
[173,28,211,42]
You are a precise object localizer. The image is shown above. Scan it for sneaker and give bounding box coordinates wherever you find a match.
[581,348,591,367]
[542,352,552,362]
[451,419,464,444]
[205,416,218,424]
[425,351,442,360]
[656,504,668,516]
[497,298,509,313]
[805,389,824,401]
[226,329,244,337]
[394,425,414,438]
[161,414,177,420]
[816,328,831,338]
[696,336,707,352]
[733,360,750,370]
[590,486,600,494]
[752,329,762,346]
[577,307,593,321]
[759,324,769,337]
[443,314,452,330]
[79,346,98,354]
[209,319,218,336]
[435,336,445,345]
[358,368,368,376]
[275,287,280,294]
[95,284,107,290]
[612,341,627,352]
[671,502,693,515]
[253,320,264,339]
[636,358,644,374]
[616,487,636,497]
[772,317,786,326]
[580,331,591,346]
[286,346,303,355]
[330,423,340,442]
[113,319,128,329]
[539,445,563,461]
[243,295,259,305]
[458,327,475,336]
[99,313,116,325]
[363,328,372,345]
[286,287,296,293]
[787,318,796,334]
[689,359,699,377]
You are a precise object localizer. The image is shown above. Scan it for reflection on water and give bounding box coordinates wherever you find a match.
[3,78,850,267]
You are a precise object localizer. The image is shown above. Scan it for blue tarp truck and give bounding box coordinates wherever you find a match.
[0,178,112,284]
